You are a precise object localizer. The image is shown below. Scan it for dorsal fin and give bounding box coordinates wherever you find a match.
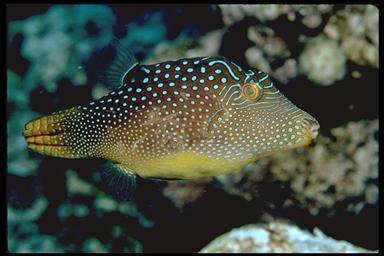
[102,38,139,89]
[101,162,137,201]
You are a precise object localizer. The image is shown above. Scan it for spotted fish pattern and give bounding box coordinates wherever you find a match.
[23,55,319,180]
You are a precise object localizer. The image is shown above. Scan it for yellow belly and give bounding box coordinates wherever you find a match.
[127,152,252,179]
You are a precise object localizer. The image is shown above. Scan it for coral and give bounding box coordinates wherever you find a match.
[58,203,90,219]
[122,11,168,57]
[7,196,62,253]
[7,70,29,109]
[145,29,225,65]
[199,222,375,253]
[65,170,154,227]
[240,5,378,85]
[323,5,378,68]
[8,196,48,222]
[162,179,211,209]
[241,6,333,84]
[272,58,297,84]
[363,5,379,46]
[245,46,271,74]
[298,35,346,86]
[66,169,94,196]
[185,29,224,58]
[292,4,333,17]
[9,234,64,253]
[7,109,42,177]
[219,4,333,28]
[247,25,290,58]
[246,24,294,83]
[341,37,378,67]
[301,13,322,28]
[10,5,116,92]
[219,5,293,26]
[82,238,109,253]
[324,5,378,43]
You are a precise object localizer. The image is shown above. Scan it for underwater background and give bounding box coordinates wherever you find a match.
[7,4,378,253]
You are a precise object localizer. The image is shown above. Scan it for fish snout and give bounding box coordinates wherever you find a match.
[300,118,320,139]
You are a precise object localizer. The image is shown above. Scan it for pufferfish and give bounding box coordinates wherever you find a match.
[23,40,319,199]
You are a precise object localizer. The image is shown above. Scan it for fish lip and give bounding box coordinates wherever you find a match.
[300,118,320,139]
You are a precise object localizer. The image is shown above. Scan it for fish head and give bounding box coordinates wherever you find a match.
[209,65,320,159]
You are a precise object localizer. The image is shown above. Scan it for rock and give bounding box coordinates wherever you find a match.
[199,222,375,253]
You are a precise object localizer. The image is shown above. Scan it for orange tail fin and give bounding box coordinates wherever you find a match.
[23,107,84,159]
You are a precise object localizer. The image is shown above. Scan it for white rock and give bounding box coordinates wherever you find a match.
[199,222,375,253]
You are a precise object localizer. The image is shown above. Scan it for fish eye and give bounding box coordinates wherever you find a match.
[242,83,261,100]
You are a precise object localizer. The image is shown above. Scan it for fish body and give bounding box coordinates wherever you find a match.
[24,52,319,182]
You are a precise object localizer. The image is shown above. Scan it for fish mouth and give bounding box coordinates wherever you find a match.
[300,117,320,140]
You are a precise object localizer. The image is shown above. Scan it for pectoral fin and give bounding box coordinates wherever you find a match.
[101,162,137,201]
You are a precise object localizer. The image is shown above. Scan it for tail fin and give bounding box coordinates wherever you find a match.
[23,107,84,159]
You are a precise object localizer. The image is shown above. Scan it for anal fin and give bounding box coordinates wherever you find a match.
[101,162,137,201]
